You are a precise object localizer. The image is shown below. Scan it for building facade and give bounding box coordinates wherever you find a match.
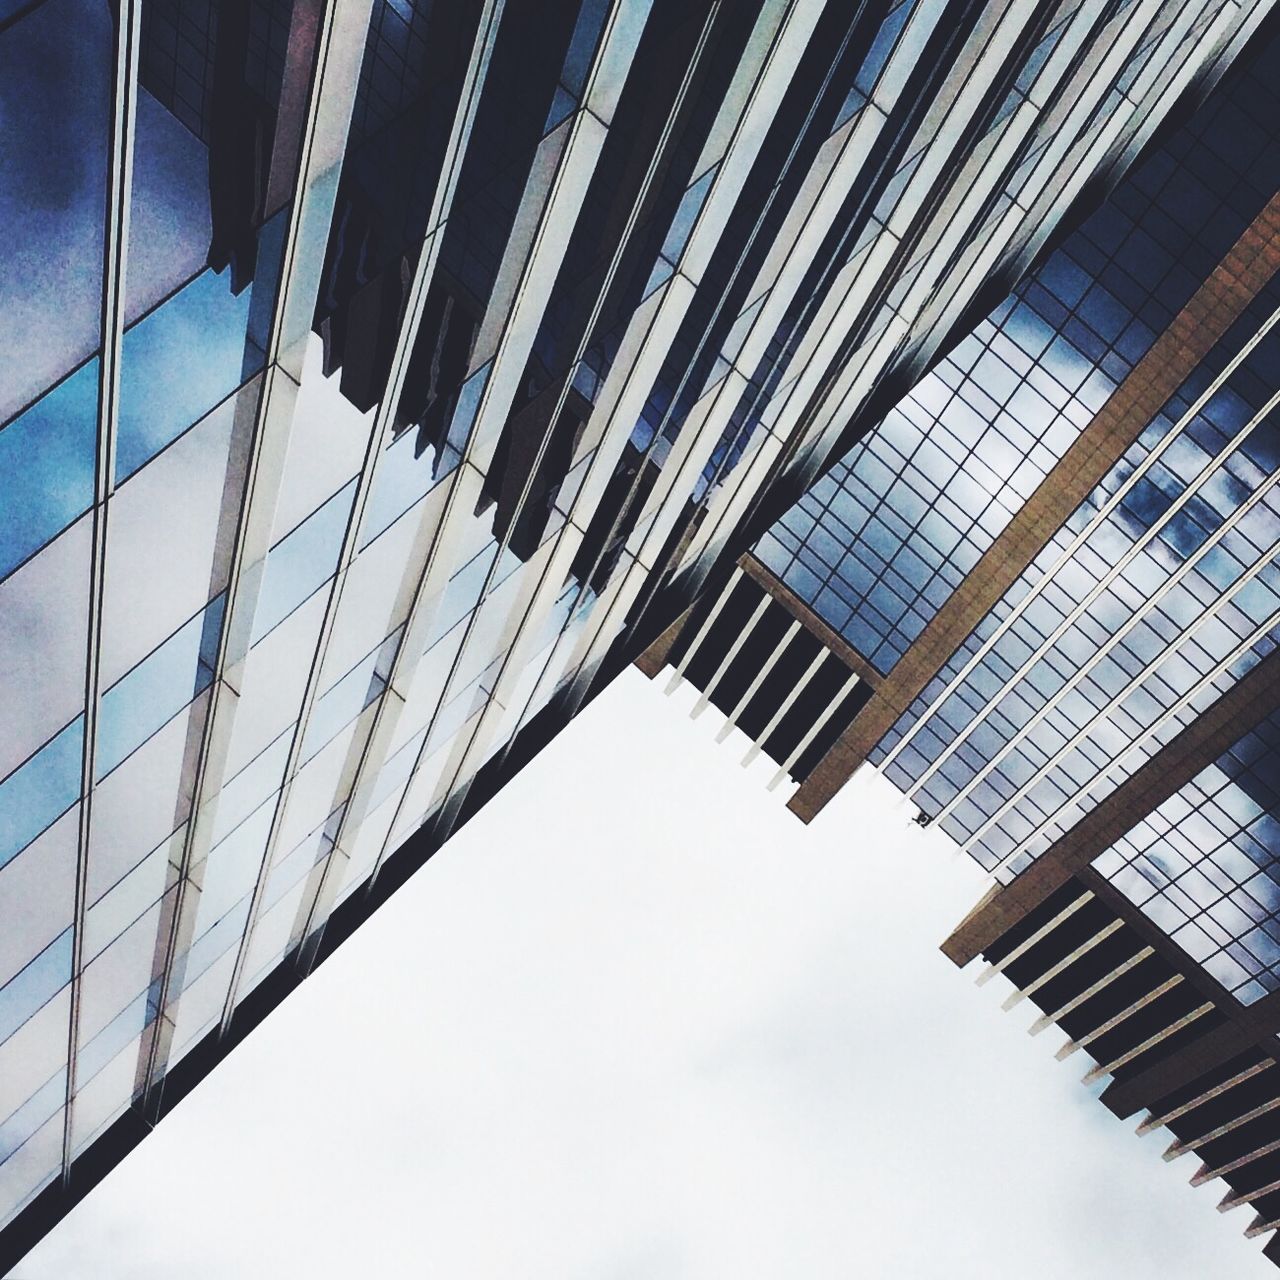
[1,0,1275,1270]
[651,10,1280,1265]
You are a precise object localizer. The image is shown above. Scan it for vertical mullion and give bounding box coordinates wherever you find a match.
[480,0,827,782]
[294,0,664,951]
[62,0,141,1182]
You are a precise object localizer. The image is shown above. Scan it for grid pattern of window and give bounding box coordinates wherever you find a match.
[756,293,1098,673]
[1096,709,1280,1006]
[350,0,434,146]
[139,0,293,143]
[140,0,217,142]
[758,42,1280,674]
[878,272,1280,878]
[655,0,1246,624]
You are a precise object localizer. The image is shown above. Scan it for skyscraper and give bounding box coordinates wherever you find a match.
[651,11,1280,1264]
[1,0,1275,1270]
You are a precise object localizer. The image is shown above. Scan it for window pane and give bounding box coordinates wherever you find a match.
[0,0,110,422]
[0,364,97,580]
[116,268,264,483]
[96,598,223,780]
[0,989,69,1143]
[0,1106,65,1226]
[77,900,164,1049]
[101,383,253,689]
[88,694,204,906]
[251,482,356,641]
[0,807,77,991]
[0,719,84,873]
[0,931,72,1046]
[0,518,90,782]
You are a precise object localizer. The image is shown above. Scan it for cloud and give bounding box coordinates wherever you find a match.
[17,672,1270,1279]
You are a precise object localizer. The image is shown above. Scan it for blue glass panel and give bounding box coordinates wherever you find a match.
[118,18,289,475]
[183,898,253,990]
[125,88,213,325]
[370,728,426,812]
[246,208,289,357]
[78,991,151,1088]
[0,0,110,423]
[302,648,383,764]
[252,481,357,642]
[659,167,716,264]
[0,720,83,872]
[1098,705,1280,1001]
[116,269,259,483]
[642,254,675,301]
[0,359,98,580]
[263,830,325,913]
[856,1,913,95]
[442,362,491,469]
[96,595,224,779]
[424,546,496,650]
[0,930,72,1045]
[0,1070,66,1162]
[201,797,275,935]
[543,83,578,134]
[560,0,609,96]
[359,428,439,548]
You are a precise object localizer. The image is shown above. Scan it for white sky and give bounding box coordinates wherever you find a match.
[15,669,1273,1278]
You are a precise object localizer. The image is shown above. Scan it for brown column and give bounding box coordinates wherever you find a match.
[634,605,693,678]
[789,192,1280,824]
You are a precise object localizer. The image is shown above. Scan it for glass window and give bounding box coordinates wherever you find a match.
[318,492,432,688]
[77,899,164,1047]
[237,872,309,997]
[0,1071,64,1173]
[124,87,213,325]
[83,842,170,968]
[359,426,442,548]
[277,720,360,856]
[116,269,259,483]
[0,930,72,1046]
[96,597,224,780]
[0,0,111,422]
[0,1107,64,1225]
[210,727,292,849]
[87,694,204,905]
[0,362,97,581]
[0,807,77,992]
[71,1027,144,1159]
[302,648,384,765]
[167,949,237,1068]
[251,481,356,642]
[0,718,84,873]
[0,517,90,782]
[192,801,273,944]
[100,384,249,689]
[269,340,370,542]
[76,989,150,1090]
[181,896,252,995]
[221,591,327,779]
[0,988,69,1145]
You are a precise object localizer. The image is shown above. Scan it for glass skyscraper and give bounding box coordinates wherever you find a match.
[653,10,1280,1264]
[2,0,1276,1271]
